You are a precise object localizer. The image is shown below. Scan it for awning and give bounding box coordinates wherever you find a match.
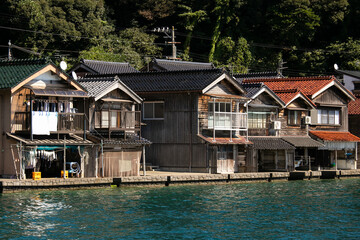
[249,137,295,150]
[310,131,360,142]
[282,136,324,148]
[6,133,93,146]
[31,89,88,98]
[198,134,252,145]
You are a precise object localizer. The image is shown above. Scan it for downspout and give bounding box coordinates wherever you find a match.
[83,98,86,140]
[101,139,104,177]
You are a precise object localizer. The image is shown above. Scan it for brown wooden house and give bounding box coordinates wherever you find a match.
[243,75,359,171]
[89,69,252,173]
[0,59,95,179]
[78,75,151,177]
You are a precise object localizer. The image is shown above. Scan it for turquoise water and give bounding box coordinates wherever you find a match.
[1,179,360,239]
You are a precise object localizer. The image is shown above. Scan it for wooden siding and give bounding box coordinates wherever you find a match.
[205,81,239,95]
[0,89,13,177]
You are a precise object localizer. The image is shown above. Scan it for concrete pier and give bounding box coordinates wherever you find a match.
[1,170,360,193]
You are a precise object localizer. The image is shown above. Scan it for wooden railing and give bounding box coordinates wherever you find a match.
[12,112,85,133]
[95,110,141,131]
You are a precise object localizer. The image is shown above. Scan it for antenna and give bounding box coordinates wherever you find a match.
[72,71,78,80]
[60,61,67,71]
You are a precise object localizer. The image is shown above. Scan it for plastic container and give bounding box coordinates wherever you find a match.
[61,170,69,179]
[32,172,41,180]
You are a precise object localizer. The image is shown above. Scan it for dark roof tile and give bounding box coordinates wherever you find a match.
[81,59,138,74]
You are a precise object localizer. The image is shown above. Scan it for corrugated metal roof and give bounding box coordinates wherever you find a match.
[282,136,324,147]
[249,137,295,150]
[0,58,50,89]
[198,134,251,145]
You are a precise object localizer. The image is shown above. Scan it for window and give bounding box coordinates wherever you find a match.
[317,109,340,125]
[248,112,271,129]
[143,101,164,120]
[208,102,232,129]
[288,110,301,126]
[217,146,234,160]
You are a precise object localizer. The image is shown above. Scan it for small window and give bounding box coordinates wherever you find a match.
[143,101,164,120]
[288,110,301,126]
[317,109,340,125]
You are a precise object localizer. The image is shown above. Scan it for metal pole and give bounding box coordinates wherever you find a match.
[142,145,146,176]
[101,139,104,177]
[63,136,66,179]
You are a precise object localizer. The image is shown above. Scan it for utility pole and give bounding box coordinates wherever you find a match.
[153,26,180,60]
[277,58,287,76]
[7,40,41,60]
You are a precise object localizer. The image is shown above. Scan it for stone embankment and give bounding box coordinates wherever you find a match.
[1,170,360,193]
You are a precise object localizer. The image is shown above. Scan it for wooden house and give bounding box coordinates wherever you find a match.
[0,59,95,179]
[243,75,359,171]
[89,69,251,173]
[78,75,151,177]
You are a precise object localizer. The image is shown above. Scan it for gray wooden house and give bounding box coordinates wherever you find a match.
[88,69,252,173]
[78,76,151,177]
[0,59,95,179]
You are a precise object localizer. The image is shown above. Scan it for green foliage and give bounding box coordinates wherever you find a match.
[213,36,252,73]
[79,28,162,69]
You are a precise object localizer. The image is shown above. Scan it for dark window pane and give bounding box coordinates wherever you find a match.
[144,103,154,118]
[154,103,164,118]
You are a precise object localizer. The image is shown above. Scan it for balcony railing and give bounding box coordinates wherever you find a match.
[12,111,85,133]
[95,110,141,131]
[199,111,248,131]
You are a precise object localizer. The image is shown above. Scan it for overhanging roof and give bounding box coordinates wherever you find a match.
[6,133,93,145]
[31,88,88,98]
[282,136,324,147]
[249,137,295,150]
[198,134,251,145]
[310,131,360,142]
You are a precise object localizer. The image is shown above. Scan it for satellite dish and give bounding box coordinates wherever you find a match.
[72,71,78,80]
[334,63,339,70]
[60,61,67,71]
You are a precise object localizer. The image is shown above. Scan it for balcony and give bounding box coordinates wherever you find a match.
[95,110,141,131]
[199,111,248,131]
[13,111,85,134]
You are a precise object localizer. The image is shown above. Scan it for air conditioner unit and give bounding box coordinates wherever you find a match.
[273,121,281,130]
[304,116,311,125]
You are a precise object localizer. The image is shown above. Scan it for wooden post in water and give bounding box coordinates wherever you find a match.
[63,136,66,179]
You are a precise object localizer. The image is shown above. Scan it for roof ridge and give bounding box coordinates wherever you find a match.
[244,75,334,83]
[0,58,49,66]
[82,59,130,65]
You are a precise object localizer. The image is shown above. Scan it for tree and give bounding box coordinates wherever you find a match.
[213,36,252,73]
[6,0,112,55]
[79,28,162,69]
[178,5,207,60]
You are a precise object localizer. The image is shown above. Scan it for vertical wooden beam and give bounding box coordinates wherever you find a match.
[335,150,338,170]
[142,145,146,176]
[63,136,66,179]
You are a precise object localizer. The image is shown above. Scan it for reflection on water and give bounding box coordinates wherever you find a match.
[1,179,360,239]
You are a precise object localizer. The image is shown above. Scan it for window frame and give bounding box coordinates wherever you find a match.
[287,110,301,126]
[143,101,164,120]
[317,108,340,125]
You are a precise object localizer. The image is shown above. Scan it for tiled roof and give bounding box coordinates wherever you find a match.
[198,134,251,145]
[310,131,360,142]
[336,69,360,79]
[0,58,50,89]
[249,137,295,150]
[82,69,229,93]
[81,59,138,74]
[145,59,215,71]
[282,136,324,147]
[90,132,151,145]
[78,76,117,98]
[243,76,336,97]
[241,83,263,98]
[348,96,360,115]
[234,71,280,81]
